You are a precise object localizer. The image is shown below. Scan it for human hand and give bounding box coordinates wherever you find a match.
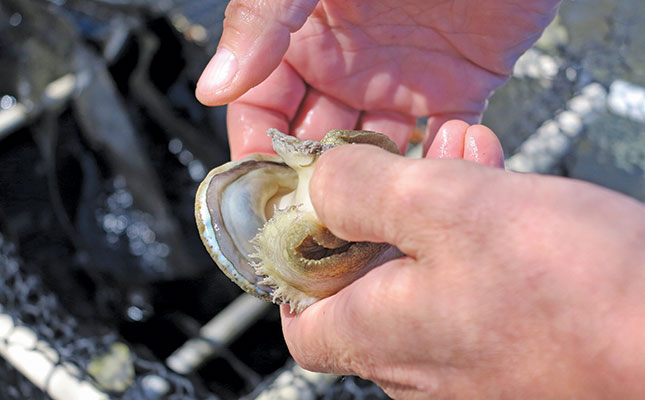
[196,0,561,160]
[280,121,645,399]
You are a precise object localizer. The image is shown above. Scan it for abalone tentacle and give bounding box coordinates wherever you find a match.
[251,207,392,313]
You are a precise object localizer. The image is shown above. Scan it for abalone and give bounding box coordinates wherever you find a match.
[195,129,401,313]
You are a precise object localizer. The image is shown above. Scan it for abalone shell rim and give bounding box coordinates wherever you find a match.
[195,154,283,301]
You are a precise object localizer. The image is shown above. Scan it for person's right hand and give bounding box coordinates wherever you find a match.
[280,123,645,399]
[196,0,561,160]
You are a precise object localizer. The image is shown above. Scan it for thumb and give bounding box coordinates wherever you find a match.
[196,0,318,106]
[310,144,436,251]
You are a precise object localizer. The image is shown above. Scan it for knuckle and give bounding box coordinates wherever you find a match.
[224,0,258,19]
[386,161,429,215]
[273,0,317,32]
[285,332,325,372]
[224,0,315,34]
[291,341,349,375]
[223,0,266,31]
[390,170,425,208]
[385,160,493,245]
[290,348,320,372]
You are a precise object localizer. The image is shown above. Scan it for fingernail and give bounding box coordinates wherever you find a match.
[198,47,237,93]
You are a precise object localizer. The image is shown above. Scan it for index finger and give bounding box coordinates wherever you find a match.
[227,61,305,160]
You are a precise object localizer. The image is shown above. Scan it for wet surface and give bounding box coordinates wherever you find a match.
[0,0,642,399]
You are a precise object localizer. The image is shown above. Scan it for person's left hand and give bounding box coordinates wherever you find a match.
[195,0,560,160]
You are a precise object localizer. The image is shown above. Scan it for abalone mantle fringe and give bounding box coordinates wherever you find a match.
[195,129,401,313]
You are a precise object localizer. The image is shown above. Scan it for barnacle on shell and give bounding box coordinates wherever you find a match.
[195,129,401,313]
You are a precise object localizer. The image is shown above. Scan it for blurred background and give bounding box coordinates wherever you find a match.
[0,0,642,399]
